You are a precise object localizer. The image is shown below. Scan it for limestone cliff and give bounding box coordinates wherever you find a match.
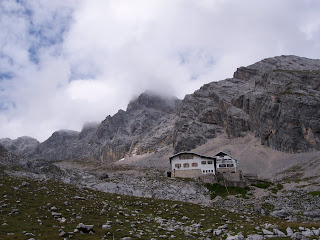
[92,92,181,162]
[173,55,320,153]
[2,55,319,162]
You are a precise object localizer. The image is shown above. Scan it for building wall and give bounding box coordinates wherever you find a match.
[173,169,202,178]
[217,170,243,182]
[171,154,215,175]
[216,167,237,173]
[216,155,237,172]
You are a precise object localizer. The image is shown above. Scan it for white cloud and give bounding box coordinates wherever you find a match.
[1,0,320,141]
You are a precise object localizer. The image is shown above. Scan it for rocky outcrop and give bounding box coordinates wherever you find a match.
[0,136,40,157]
[174,55,320,153]
[0,144,19,166]
[30,124,99,161]
[93,92,181,162]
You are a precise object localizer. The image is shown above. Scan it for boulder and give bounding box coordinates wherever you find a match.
[76,223,94,233]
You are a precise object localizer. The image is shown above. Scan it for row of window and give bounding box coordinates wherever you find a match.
[174,161,214,168]
[203,170,214,173]
[218,164,234,168]
[175,163,198,168]
[217,160,233,164]
[201,161,213,165]
[175,162,234,169]
[179,154,194,159]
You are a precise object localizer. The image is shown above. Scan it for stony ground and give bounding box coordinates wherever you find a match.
[0,175,320,240]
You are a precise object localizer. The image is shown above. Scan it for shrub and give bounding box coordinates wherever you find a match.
[204,183,249,199]
[308,191,320,196]
[276,183,284,190]
[251,180,273,189]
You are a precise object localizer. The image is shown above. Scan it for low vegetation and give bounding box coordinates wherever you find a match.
[204,183,250,199]
[0,175,319,239]
[251,180,273,189]
[308,191,320,196]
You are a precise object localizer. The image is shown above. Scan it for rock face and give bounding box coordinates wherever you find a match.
[30,123,99,161]
[174,55,320,153]
[1,55,320,161]
[0,143,20,166]
[93,92,181,162]
[0,137,40,157]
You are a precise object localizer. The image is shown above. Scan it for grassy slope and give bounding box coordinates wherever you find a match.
[0,175,319,240]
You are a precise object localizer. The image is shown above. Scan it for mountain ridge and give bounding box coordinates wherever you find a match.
[1,55,320,164]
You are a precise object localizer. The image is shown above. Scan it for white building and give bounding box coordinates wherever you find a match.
[214,151,238,173]
[169,151,240,179]
[170,152,216,178]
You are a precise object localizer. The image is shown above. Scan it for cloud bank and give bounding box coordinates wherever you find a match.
[1,0,320,141]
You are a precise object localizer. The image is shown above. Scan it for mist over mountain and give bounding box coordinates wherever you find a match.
[1,55,320,164]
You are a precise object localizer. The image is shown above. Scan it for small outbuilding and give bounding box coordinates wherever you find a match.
[214,151,238,173]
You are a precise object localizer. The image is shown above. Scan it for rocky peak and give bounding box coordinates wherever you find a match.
[49,130,79,141]
[0,136,40,157]
[79,122,99,140]
[93,91,181,162]
[126,91,181,113]
[174,55,320,153]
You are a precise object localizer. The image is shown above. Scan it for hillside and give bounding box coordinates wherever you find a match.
[1,175,319,239]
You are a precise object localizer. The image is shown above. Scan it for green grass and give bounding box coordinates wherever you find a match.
[251,180,273,189]
[204,183,250,199]
[308,191,320,196]
[0,175,319,239]
[270,183,284,194]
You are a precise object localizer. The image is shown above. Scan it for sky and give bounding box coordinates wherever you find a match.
[1,0,320,142]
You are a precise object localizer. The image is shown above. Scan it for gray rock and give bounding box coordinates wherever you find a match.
[99,173,109,180]
[59,230,66,237]
[213,229,222,235]
[292,232,307,240]
[286,227,293,236]
[76,223,94,233]
[21,181,30,187]
[246,234,263,240]
[313,229,320,235]
[102,224,111,230]
[270,209,290,219]
[301,229,314,237]
[273,228,286,237]
[262,229,273,235]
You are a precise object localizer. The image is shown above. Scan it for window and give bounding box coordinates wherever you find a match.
[208,161,213,164]
[192,162,198,167]
[227,164,234,168]
[183,163,189,168]
[179,154,194,159]
[175,164,181,169]
[203,170,205,173]
[201,161,206,165]
[219,164,226,168]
